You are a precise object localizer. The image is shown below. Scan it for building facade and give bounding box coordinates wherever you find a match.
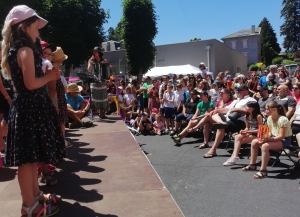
[221,25,261,64]
[101,39,247,78]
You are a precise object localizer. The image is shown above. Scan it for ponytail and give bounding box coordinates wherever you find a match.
[266,101,286,117]
[1,21,12,79]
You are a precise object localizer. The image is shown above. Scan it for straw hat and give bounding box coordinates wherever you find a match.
[52,47,68,62]
[67,83,82,93]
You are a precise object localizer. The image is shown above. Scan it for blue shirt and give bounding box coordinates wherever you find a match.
[65,93,84,110]
[259,76,266,87]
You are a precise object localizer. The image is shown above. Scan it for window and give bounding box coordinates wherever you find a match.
[230,41,236,49]
[241,39,248,48]
[242,52,249,61]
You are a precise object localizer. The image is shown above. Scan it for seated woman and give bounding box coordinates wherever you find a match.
[242,101,292,179]
[173,89,199,132]
[171,91,214,144]
[185,88,233,148]
[223,101,263,166]
[290,101,300,158]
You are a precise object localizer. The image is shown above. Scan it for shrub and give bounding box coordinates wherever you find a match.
[282,59,297,65]
[249,64,259,71]
[272,57,283,65]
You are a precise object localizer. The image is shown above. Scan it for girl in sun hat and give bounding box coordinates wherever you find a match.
[1,5,64,216]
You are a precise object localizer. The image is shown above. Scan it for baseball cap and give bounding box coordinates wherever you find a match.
[5,5,48,28]
[199,91,209,96]
[226,75,231,79]
[152,108,158,114]
[40,41,56,52]
[257,85,268,91]
[237,84,248,91]
[212,81,219,86]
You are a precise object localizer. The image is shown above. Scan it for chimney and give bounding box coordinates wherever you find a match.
[251,25,255,34]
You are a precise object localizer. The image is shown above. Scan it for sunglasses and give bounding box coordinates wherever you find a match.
[293,87,299,90]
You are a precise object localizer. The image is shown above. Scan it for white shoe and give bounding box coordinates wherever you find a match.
[281,149,294,156]
[165,129,169,134]
[223,157,240,166]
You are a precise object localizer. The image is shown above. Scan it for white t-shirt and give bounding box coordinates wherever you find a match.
[163,91,175,108]
[200,69,207,79]
[60,76,68,87]
[210,89,220,106]
[124,93,134,105]
[174,90,184,107]
[278,77,291,84]
[225,95,256,121]
[42,58,53,73]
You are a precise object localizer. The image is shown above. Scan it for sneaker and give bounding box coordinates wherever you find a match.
[69,122,81,129]
[223,157,240,166]
[65,140,73,148]
[172,134,181,144]
[81,121,93,128]
[165,129,169,134]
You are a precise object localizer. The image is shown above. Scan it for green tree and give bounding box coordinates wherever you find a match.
[119,0,158,75]
[258,17,281,65]
[107,23,122,41]
[272,57,284,65]
[280,0,300,52]
[1,0,108,77]
[190,38,201,42]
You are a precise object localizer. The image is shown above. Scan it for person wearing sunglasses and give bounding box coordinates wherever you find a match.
[292,84,300,104]
[275,84,296,119]
[257,85,275,118]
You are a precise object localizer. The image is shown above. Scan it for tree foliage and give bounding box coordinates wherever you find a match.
[280,0,300,52]
[258,17,281,65]
[190,38,201,42]
[0,0,108,77]
[249,64,259,71]
[272,57,284,65]
[119,0,158,75]
[107,24,122,41]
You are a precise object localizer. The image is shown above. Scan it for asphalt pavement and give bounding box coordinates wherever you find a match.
[135,131,300,217]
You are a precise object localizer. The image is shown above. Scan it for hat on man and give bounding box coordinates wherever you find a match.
[5,5,48,28]
[40,41,56,52]
[199,62,205,66]
[93,46,103,56]
[226,75,232,79]
[237,84,248,91]
[52,47,68,62]
[212,81,220,86]
[199,91,209,96]
[257,85,268,91]
[67,83,82,93]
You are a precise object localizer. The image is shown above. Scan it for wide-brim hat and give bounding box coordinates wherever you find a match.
[52,47,68,62]
[67,83,82,93]
[6,5,47,28]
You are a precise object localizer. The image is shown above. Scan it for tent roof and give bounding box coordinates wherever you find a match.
[144,64,200,77]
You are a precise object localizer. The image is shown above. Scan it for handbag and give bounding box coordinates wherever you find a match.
[227,100,243,121]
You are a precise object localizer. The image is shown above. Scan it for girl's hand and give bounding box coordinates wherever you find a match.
[46,68,60,81]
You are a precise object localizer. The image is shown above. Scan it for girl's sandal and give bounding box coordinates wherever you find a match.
[35,192,62,205]
[241,164,257,171]
[21,200,59,217]
[253,170,268,179]
[198,143,209,149]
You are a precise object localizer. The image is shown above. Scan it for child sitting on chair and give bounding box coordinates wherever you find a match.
[151,113,164,135]
[106,94,117,115]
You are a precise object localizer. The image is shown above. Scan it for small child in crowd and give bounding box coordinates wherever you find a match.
[151,113,164,135]
[106,94,117,115]
[138,112,152,134]
[174,84,184,115]
[150,108,159,123]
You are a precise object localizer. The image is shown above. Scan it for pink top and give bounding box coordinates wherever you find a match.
[153,121,164,129]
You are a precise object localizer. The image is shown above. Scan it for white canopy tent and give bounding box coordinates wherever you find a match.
[144,64,201,78]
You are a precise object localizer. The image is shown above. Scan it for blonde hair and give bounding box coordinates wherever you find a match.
[1,21,12,79]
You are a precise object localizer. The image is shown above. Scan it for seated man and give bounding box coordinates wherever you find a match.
[275,84,296,119]
[203,84,256,158]
[173,89,199,132]
[65,83,93,129]
[171,91,214,144]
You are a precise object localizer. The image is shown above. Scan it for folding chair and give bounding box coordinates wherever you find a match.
[270,145,300,174]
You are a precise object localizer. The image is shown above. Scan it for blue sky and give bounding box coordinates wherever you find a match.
[101,0,285,49]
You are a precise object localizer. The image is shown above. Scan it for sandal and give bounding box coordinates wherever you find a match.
[171,134,181,144]
[241,164,257,171]
[253,170,268,179]
[35,192,62,205]
[203,153,217,158]
[40,173,57,186]
[21,200,59,217]
[198,143,209,149]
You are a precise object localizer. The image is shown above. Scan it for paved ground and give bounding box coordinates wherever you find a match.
[135,131,300,217]
[0,117,183,217]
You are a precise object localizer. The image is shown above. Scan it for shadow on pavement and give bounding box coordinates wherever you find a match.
[0,167,17,182]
